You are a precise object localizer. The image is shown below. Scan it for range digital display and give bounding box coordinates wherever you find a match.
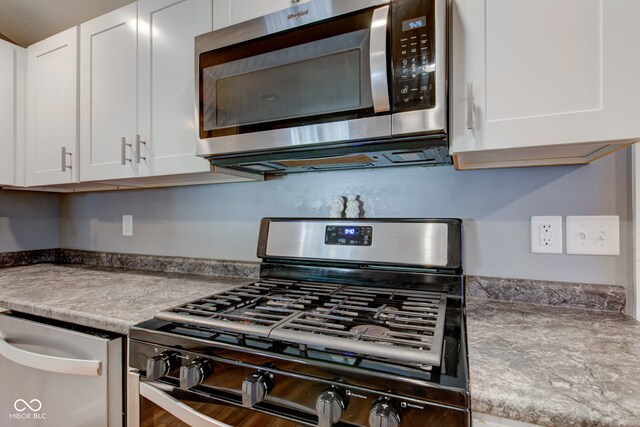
[402,16,426,31]
[325,226,373,246]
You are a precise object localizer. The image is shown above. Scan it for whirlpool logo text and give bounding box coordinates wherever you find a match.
[287,9,309,20]
[9,399,46,420]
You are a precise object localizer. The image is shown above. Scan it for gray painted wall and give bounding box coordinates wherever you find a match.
[0,189,59,251]
[59,148,632,292]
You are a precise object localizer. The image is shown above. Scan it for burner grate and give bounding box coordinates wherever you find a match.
[155,280,341,336]
[271,287,446,366]
[155,280,447,367]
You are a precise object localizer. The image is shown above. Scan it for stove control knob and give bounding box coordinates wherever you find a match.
[369,400,401,427]
[179,359,212,390]
[146,352,178,381]
[242,372,273,408]
[316,389,348,427]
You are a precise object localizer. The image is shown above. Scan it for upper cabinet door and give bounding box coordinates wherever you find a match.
[80,3,138,181]
[137,0,212,177]
[26,27,78,186]
[0,40,25,187]
[213,0,311,29]
[450,0,640,168]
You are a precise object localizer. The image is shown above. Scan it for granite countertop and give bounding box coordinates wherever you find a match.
[0,264,252,334]
[1,259,639,426]
[467,298,640,427]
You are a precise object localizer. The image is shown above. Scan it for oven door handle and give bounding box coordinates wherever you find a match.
[140,381,233,427]
[370,5,390,113]
[0,332,102,376]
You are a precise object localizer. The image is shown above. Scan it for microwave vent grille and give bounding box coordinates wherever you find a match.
[274,154,375,168]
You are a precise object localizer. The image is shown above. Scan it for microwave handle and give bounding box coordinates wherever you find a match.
[139,381,233,427]
[370,5,390,113]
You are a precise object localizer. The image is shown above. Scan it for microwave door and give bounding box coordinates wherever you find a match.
[196,5,392,157]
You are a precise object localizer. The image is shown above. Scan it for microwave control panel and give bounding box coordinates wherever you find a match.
[391,0,436,112]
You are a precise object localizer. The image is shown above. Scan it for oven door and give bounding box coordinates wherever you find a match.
[128,372,314,427]
[195,0,391,157]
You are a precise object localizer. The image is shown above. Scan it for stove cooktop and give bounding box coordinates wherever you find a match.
[155,278,447,367]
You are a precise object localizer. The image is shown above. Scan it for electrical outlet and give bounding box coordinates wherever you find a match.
[566,215,619,255]
[540,224,553,246]
[122,215,133,237]
[531,216,562,254]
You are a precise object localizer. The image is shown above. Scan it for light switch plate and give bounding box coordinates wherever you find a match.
[122,215,133,237]
[531,216,562,253]
[566,215,619,255]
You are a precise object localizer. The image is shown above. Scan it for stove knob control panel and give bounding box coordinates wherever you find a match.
[316,389,348,427]
[179,358,212,390]
[369,400,401,427]
[242,372,274,408]
[146,351,179,381]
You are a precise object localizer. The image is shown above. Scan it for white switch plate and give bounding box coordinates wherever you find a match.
[566,215,619,255]
[122,215,133,236]
[531,216,562,253]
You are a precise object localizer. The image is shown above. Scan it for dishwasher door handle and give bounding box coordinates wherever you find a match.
[0,333,102,376]
[140,381,233,427]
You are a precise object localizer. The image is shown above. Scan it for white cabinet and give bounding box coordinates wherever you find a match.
[137,0,212,177]
[26,27,78,186]
[0,40,25,187]
[213,0,310,29]
[450,0,640,169]
[80,0,226,182]
[80,3,138,182]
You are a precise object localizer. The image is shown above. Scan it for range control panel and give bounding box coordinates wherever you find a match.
[325,226,373,246]
[391,0,436,112]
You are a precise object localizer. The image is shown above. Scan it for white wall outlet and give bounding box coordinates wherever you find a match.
[122,215,133,237]
[531,216,562,253]
[566,215,619,255]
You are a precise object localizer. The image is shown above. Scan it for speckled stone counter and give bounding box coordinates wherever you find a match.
[0,264,252,334]
[466,275,626,312]
[467,298,640,427]
[2,260,639,426]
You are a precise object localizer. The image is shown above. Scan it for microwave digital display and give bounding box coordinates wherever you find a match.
[402,16,426,31]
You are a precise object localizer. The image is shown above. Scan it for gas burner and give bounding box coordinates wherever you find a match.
[350,325,391,338]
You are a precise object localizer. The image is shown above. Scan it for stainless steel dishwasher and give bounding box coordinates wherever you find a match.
[0,310,123,426]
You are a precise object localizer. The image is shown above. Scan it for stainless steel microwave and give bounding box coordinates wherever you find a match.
[195,0,448,175]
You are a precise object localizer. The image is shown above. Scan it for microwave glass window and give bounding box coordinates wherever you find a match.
[201,29,373,132]
[214,50,361,128]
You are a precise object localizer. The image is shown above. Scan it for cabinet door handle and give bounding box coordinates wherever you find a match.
[121,137,132,165]
[135,134,147,164]
[0,332,102,376]
[467,83,474,130]
[60,147,72,172]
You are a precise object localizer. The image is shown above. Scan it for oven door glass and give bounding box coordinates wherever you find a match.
[198,8,387,139]
[140,396,306,427]
[139,381,313,427]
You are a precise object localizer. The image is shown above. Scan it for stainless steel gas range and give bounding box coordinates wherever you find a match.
[128,218,469,426]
